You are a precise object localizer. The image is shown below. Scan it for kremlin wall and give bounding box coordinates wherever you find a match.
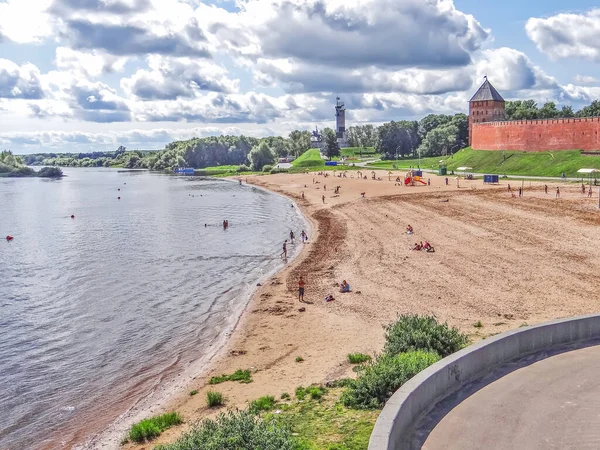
[469,79,600,152]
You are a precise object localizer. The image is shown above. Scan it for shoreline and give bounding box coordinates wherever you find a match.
[81,179,312,450]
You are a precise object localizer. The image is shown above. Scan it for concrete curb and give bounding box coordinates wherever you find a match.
[368,314,600,450]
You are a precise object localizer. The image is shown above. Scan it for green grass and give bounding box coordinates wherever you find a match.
[368,147,600,178]
[209,369,252,385]
[250,395,277,413]
[270,387,379,450]
[473,321,483,328]
[206,391,224,407]
[128,412,183,443]
[347,353,372,364]
[292,149,325,168]
[189,390,198,396]
[295,356,304,363]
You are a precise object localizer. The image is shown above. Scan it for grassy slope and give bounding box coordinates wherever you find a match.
[369,147,600,177]
[268,388,378,450]
[293,149,325,168]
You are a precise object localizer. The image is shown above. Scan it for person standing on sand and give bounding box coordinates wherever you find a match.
[556,187,560,198]
[290,230,295,244]
[301,230,307,243]
[298,276,305,302]
[322,194,325,203]
[589,186,593,198]
[545,185,548,194]
[281,240,287,258]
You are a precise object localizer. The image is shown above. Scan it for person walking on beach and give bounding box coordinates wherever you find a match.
[322,194,325,203]
[588,186,593,198]
[281,240,287,258]
[298,276,305,302]
[301,230,307,243]
[290,230,295,244]
[556,187,560,198]
[544,184,548,194]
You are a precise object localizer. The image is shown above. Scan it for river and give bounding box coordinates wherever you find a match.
[0,168,306,449]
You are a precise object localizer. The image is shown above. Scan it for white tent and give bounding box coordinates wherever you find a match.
[456,166,473,176]
[576,168,600,174]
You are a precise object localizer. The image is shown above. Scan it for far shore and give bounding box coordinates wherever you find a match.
[90,170,600,450]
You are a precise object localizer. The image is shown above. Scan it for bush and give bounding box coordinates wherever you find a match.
[37,166,63,178]
[206,391,223,407]
[341,351,440,409]
[154,410,297,450]
[237,164,250,172]
[128,412,183,443]
[8,166,36,177]
[384,314,468,358]
[306,386,326,400]
[295,356,304,363]
[280,392,290,400]
[347,353,372,364]
[262,164,273,172]
[270,168,289,174]
[295,386,307,400]
[189,390,198,396]
[250,395,276,413]
[209,369,252,385]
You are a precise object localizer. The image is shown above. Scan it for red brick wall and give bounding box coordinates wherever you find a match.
[471,117,600,151]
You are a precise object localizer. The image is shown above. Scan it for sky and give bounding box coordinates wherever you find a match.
[1,0,600,154]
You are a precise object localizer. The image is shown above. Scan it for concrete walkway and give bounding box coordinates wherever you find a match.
[422,345,600,450]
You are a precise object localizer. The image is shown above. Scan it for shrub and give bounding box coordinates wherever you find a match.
[8,166,36,177]
[206,391,223,407]
[262,164,273,172]
[237,164,250,172]
[325,378,354,388]
[250,395,276,413]
[189,390,198,396]
[295,386,307,400]
[154,410,296,450]
[209,369,252,385]
[270,168,289,174]
[128,412,183,443]
[341,351,440,409]
[473,321,483,328]
[306,386,327,400]
[347,353,372,364]
[280,392,290,400]
[295,356,304,363]
[37,166,63,178]
[384,314,468,358]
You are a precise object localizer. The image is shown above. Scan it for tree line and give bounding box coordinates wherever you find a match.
[504,100,600,121]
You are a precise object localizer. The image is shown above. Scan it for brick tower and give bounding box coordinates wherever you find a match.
[469,77,505,144]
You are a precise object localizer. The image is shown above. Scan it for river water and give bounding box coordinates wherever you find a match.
[0,168,306,449]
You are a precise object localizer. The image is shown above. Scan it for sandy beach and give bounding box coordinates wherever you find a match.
[119,171,600,449]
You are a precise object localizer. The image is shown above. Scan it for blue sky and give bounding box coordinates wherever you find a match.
[1,0,600,154]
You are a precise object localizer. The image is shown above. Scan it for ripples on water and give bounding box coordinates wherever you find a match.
[0,168,306,449]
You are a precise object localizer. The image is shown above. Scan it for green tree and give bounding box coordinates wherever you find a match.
[376,121,419,159]
[322,128,340,160]
[539,101,559,119]
[577,100,600,117]
[248,141,275,171]
[288,130,311,157]
[417,124,459,157]
[560,105,575,118]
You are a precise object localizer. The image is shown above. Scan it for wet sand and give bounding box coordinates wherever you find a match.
[119,171,600,449]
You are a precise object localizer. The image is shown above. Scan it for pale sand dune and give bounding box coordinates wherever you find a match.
[124,172,600,449]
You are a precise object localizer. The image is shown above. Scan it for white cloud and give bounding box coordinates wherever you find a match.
[574,75,599,85]
[0,59,45,99]
[0,0,54,43]
[55,47,128,78]
[526,9,600,62]
[121,56,239,100]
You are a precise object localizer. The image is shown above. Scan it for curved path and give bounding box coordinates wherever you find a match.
[423,345,600,450]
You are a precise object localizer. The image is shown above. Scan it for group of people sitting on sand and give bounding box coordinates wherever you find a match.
[413,241,435,252]
[406,225,435,252]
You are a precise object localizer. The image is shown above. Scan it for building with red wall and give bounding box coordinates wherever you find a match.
[469,80,600,151]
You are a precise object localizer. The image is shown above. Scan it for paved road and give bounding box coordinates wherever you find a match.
[422,345,600,450]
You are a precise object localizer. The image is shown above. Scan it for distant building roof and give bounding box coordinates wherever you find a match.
[470,79,504,102]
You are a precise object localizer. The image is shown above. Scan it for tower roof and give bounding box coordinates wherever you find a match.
[470,78,504,102]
